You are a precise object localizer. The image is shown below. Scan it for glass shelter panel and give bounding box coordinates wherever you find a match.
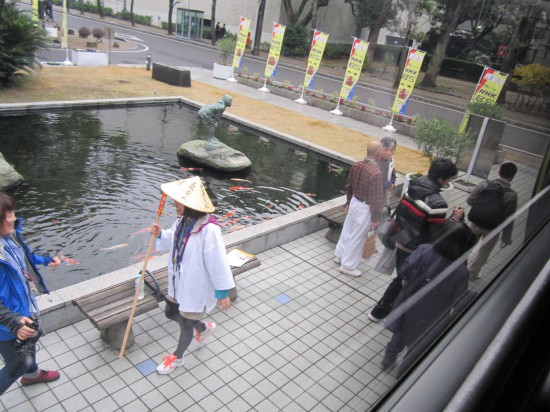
[176,8,203,40]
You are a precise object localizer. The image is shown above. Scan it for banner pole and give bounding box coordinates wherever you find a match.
[119,193,167,358]
[258,77,270,93]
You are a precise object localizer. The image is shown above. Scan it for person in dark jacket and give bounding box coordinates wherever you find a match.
[381,222,476,375]
[0,192,61,394]
[467,162,518,280]
[369,158,464,322]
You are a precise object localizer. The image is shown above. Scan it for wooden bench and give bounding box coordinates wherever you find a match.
[318,193,402,243]
[72,273,159,349]
[73,257,261,348]
[146,257,261,302]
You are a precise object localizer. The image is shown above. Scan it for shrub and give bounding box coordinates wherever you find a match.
[324,43,353,60]
[467,101,504,119]
[78,26,91,39]
[216,37,236,65]
[0,1,47,86]
[381,52,395,75]
[281,23,308,57]
[92,28,105,42]
[412,115,474,163]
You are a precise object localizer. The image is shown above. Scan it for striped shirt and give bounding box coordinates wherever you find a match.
[345,158,384,223]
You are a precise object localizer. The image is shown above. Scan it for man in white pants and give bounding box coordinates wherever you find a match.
[335,141,384,277]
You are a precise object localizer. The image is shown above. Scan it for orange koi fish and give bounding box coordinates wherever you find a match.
[130,227,150,236]
[51,219,61,223]
[61,254,80,265]
[138,255,158,264]
[228,186,253,191]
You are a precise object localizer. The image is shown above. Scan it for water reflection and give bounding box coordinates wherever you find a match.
[1,105,348,290]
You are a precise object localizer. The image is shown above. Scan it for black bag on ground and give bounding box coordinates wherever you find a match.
[468,181,506,229]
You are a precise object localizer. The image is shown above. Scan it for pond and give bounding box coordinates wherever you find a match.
[1,104,349,290]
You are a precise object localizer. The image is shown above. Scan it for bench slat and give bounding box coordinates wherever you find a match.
[95,299,158,330]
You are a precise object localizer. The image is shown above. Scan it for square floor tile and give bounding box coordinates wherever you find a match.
[275,293,293,304]
[136,359,158,377]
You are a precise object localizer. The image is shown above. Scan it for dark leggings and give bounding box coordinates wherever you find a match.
[165,300,206,358]
[371,248,412,318]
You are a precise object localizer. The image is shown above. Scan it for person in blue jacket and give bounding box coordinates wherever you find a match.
[0,192,61,394]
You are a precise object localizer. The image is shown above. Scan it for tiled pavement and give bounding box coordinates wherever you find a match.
[0,163,538,412]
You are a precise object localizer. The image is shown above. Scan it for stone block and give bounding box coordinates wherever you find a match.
[152,63,191,87]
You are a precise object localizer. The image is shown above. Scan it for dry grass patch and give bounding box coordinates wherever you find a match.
[0,66,429,172]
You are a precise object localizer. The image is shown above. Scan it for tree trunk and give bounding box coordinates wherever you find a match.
[252,0,266,55]
[420,0,465,88]
[130,0,134,26]
[167,0,174,35]
[96,0,104,18]
[366,0,393,61]
[211,0,216,46]
[393,0,418,88]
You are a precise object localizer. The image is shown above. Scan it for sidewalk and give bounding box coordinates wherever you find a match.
[0,65,540,411]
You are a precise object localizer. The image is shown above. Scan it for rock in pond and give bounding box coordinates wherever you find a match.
[0,152,24,190]
[177,140,252,172]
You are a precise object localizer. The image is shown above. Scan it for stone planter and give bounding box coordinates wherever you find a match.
[213,63,233,80]
[71,50,108,67]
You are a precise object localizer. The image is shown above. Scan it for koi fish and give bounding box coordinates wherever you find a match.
[228,186,253,191]
[100,243,129,252]
[258,136,270,143]
[303,193,316,197]
[51,219,61,223]
[61,254,80,265]
[298,204,306,209]
[230,178,252,183]
[181,167,203,171]
[131,253,146,260]
[130,227,150,236]
[294,150,307,157]
[138,255,158,264]
[218,211,236,221]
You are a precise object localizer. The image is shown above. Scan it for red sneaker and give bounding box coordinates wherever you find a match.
[20,369,60,386]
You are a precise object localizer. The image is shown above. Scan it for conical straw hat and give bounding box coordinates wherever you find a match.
[161,176,215,213]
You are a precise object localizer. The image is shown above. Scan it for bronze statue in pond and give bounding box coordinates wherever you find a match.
[198,94,233,126]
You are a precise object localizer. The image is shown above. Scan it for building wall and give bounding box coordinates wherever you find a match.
[97,0,411,46]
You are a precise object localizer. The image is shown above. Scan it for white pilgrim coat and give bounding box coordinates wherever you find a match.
[156,215,235,314]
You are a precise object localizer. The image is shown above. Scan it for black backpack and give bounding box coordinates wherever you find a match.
[468,181,507,229]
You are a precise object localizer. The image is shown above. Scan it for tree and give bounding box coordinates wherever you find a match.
[211,0,216,46]
[130,0,135,26]
[0,0,47,86]
[498,1,548,102]
[96,0,104,18]
[390,0,435,88]
[420,0,468,87]
[345,0,396,60]
[252,0,266,55]
[167,0,180,35]
[281,0,330,25]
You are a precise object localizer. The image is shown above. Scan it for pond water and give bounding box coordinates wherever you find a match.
[1,104,349,290]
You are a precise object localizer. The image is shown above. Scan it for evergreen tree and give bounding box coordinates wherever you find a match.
[0,0,47,87]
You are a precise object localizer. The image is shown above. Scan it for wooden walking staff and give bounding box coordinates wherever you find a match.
[119,193,168,358]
